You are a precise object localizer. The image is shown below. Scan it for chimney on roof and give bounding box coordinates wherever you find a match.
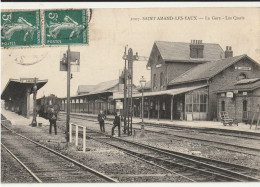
[190,40,204,58]
[225,46,233,58]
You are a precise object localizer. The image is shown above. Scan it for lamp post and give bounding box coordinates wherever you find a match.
[139,76,146,137]
[31,77,37,127]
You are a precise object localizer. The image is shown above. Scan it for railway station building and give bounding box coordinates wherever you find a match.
[1,78,48,118]
[114,40,260,121]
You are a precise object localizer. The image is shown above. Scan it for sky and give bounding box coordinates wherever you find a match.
[1,7,260,98]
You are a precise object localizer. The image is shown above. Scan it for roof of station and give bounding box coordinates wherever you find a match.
[1,78,48,100]
[147,41,225,67]
[217,78,260,93]
[77,85,96,94]
[113,85,207,99]
[61,79,119,99]
[169,54,259,85]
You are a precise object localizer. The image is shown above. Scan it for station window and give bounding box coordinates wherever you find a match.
[186,93,208,113]
[153,74,156,88]
[238,73,247,80]
[185,94,193,112]
[160,72,163,87]
[200,94,207,112]
[243,100,247,111]
[193,93,200,112]
[221,101,225,111]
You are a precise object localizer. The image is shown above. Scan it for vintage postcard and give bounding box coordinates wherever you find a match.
[1,3,260,184]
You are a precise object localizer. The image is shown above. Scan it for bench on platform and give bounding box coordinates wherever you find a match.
[219,111,235,126]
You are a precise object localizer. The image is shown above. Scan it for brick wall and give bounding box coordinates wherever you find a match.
[217,91,260,122]
[149,44,200,92]
[150,44,167,92]
[209,57,260,120]
[167,62,198,83]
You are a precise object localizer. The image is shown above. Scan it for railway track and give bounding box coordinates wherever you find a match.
[60,112,260,140]
[59,113,260,157]
[1,123,118,183]
[59,120,260,182]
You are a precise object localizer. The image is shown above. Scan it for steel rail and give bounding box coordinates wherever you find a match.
[64,117,260,180]
[1,142,43,183]
[59,114,260,156]
[1,123,118,183]
[59,112,260,139]
[58,115,260,181]
[67,123,248,182]
[59,112,260,140]
[83,133,196,182]
[108,132,260,182]
[82,130,241,182]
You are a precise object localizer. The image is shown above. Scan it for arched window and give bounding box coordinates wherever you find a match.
[238,73,247,80]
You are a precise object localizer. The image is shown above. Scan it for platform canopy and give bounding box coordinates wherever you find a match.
[1,78,48,101]
[113,85,207,99]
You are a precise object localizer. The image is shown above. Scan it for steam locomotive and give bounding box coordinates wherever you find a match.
[36,94,61,119]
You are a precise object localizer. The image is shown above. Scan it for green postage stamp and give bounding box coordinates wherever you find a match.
[44,9,88,45]
[1,10,41,47]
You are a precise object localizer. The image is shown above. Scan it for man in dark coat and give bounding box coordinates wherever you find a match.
[98,110,106,132]
[48,107,57,135]
[112,112,121,136]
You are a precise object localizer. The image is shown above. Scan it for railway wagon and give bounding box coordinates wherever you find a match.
[36,94,61,119]
[61,97,116,115]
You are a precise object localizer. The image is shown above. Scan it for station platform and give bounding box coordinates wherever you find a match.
[60,112,260,135]
[2,109,259,135]
[1,109,49,127]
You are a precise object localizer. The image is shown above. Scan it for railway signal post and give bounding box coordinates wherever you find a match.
[60,45,80,142]
[122,47,139,136]
[66,46,71,143]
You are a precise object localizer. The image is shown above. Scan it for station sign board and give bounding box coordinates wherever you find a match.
[116,101,123,109]
[20,78,38,83]
[242,92,248,96]
[226,92,233,98]
[234,66,252,71]
[60,51,80,72]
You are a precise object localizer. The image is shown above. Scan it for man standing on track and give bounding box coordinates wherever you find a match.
[112,112,120,136]
[98,110,106,132]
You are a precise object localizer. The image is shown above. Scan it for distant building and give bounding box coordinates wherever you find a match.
[77,85,95,95]
[60,79,138,115]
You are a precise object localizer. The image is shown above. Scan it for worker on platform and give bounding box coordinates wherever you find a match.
[98,110,106,132]
[112,112,121,136]
[47,106,57,135]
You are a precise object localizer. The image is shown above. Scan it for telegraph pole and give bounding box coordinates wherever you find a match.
[66,45,71,142]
